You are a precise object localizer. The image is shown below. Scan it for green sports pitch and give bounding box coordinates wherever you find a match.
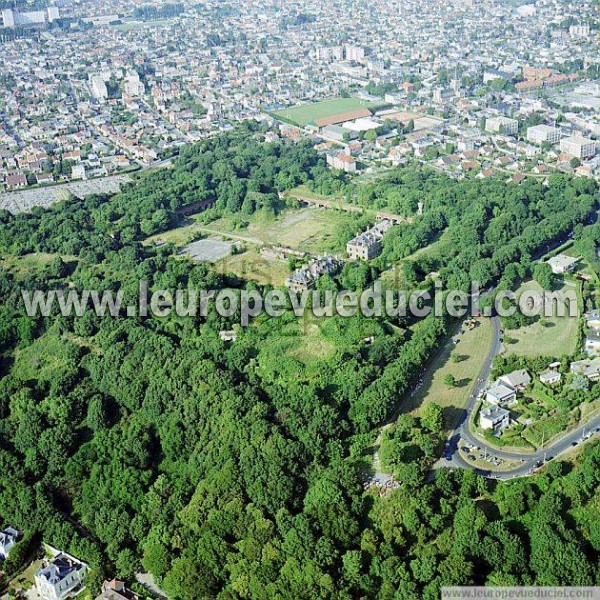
[271,97,388,127]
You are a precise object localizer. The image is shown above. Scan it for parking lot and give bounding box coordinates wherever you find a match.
[0,175,132,214]
[179,239,234,263]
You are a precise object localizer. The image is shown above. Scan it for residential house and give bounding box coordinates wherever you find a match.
[94,580,141,600]
[35,551,88,600]
[71,164,87,180]
[0,527,20,559]
[547,253,579,275]
[498,369,531,391]
[485,384,517,407]
[586,312,600,330]
[6,172,27,189]
[570,358,600,382]
[327,153,357,173]
[539,370,562,386]
[585,333,600,356]
[480,405,510,434]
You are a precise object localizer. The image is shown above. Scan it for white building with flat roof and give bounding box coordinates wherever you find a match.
[486,117,519,136]
[560,136,596,159]
[527,125,561,145]
[547,253,579,274]
[485,384,517,407]
[480,405,510,434]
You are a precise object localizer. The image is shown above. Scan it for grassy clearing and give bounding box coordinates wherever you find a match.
[148,207,356,255]
[0,252,77,280]
[256,319,338,377]
[410,318,495,429]
[3,559,43,595]
[215,247,291,286]
[502,280,580,358]
[271,97,387,127]
[12,333,79,383]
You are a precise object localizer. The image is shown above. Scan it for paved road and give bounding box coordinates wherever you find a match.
[446,415,600,480]
[369,319,465,483]
[442,315,600,480]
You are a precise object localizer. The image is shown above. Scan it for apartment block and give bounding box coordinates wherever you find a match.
[485,117,518,136]
[526,124,561,145]
[560,136,596,159]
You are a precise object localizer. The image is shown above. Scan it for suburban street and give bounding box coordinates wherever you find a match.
[443,315,600,480]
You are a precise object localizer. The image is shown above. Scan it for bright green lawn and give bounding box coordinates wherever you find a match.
[503,280,580,358]
[272,97,387,127]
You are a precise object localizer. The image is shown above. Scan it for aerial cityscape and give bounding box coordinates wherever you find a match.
[0,0,599,598]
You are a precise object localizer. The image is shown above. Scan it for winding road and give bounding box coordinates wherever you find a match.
[443,316,600,480]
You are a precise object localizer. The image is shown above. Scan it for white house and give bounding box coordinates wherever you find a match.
[35,552,88,600]
[480,405,510,434]
[0,527,19,559]
[539,370,562,385]
[485,384,517,407]
[547,253,578,275]
[71,164,87,181]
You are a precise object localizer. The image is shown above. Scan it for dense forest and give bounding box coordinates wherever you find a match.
[0,125,599,598]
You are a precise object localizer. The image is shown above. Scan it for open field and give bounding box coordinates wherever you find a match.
[271,97,387,127]
[215,247,291,286]
[0,252,78,280]
[256,319,338,379]
[410,318,495,428]
[147,207,356,255]
[502,280,580,358]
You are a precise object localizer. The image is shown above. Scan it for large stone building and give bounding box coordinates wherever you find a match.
[346,220,395,261]
[285,256,342,293]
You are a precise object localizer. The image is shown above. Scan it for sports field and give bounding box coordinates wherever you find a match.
[272,97,387,127]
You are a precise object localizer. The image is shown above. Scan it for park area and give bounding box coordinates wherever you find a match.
[147,206,357,255]
[145,206,359,284]
[502,280,581,358]
[408,318,495,429]
[271,97,387,127]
